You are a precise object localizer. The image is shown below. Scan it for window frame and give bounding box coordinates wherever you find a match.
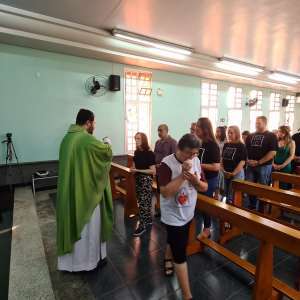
[200,81,218,128]
[227,86,243,129]
[124,69,153,154]
[268,92,281,131]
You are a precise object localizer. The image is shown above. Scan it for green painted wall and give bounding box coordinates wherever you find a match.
[0,43,298,164]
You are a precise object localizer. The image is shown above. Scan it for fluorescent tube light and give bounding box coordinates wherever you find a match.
[215,58,264,76]
[268,72,300,85]
[112,29,192,55]
[149,48,186,60]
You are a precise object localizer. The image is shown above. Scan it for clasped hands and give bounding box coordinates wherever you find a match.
[182,160,199,185]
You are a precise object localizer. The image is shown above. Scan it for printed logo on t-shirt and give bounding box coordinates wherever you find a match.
[177,192,188,205]
[222,147,237,160]
[251,135,265,147]
[198,147,205,163]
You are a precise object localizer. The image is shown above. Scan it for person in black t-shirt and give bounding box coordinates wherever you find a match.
[196,117,220,239]
[292,130,300,173]
[245,116,277,210]
[131,132,156,237]
[221,126,247,203]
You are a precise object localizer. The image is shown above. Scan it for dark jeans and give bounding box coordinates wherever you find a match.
[224,170,245,204]
[203,176,219,228]
[246,165,272,210]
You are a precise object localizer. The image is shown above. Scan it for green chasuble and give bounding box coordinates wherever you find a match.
[57,124,113,256]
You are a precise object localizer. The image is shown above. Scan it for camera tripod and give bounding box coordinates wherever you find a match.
[2,135,24,184]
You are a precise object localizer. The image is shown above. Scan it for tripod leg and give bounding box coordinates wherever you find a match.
[11,142,25,185]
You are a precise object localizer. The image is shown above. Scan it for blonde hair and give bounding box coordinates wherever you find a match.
[228,126,242,143]
[278,125,292,145]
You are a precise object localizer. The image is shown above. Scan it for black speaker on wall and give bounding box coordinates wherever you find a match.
[109,75,120,91]
[282,98,289,107]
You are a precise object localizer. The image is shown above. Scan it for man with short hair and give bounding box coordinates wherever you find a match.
[154,124,177,164]
[246,116,277,210]
[57,108,113,272]
[154,124,177,216]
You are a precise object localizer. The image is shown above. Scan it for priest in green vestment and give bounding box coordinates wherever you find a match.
[57,108,113,272]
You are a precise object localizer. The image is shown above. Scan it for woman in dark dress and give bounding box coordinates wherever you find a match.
[131,132,156,237]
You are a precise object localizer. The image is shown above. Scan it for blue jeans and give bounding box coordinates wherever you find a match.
[246,165,273,210]
[224,170,245,204]
[203,176,219,228]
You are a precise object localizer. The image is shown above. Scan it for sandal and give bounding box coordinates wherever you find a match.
[164,259,174,276]
[197,228,211,241]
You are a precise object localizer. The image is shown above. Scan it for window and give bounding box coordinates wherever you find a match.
[285,95,296,130]
[125,70,152,153]
[269,92,281,131]
[201,82,218,128]
[249,90,263,132]
[227,87,243,129]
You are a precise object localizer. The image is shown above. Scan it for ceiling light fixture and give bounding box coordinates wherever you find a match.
[215,58,264,76]
[268,72,300,85]
[112,28,193,56]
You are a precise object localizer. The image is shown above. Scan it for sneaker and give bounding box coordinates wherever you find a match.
[133,226,146,237]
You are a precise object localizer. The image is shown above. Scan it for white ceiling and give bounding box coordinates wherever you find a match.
[2,0,300,75]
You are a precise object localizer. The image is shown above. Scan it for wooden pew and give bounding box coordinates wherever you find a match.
[231,180,300,227]
[272,172,300,192]
[110,162,139,218]
[189,194,300,300]
[216,180,300,246]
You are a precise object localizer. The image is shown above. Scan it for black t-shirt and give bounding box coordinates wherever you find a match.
[246,131,277,165]
[292,132,300,157]
[198,140,220,179]
[222,142,247,172]
[133,149,156,170]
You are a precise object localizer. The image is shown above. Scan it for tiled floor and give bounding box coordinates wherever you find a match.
[0,186,14,300]
[33,189,299,300]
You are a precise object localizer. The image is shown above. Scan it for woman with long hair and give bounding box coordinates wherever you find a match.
[196,117,220,239]
[131,132,156,236]
[273,125,295,189]
[221,126,247,203]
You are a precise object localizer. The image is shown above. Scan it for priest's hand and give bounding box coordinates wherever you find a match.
[103,136,112,146]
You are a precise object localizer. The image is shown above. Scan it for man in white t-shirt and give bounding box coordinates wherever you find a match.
[157,134,207,300]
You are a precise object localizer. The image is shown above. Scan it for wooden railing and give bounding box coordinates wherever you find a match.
[110,162,138,218]
[272,172,300,191]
